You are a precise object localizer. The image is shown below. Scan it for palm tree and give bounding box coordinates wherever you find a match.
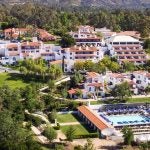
[122,126,134,145]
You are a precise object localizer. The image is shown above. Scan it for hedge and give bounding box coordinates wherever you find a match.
[74,133,98,139]
[53,123,60,130]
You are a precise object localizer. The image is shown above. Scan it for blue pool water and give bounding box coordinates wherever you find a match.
[105,115,150,126]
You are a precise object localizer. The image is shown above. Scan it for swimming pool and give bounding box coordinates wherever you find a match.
[105,115,150,126]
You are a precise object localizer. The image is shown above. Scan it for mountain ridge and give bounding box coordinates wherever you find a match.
[0,0,150,9]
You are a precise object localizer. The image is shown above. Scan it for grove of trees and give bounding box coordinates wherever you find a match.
[0,3,150,38]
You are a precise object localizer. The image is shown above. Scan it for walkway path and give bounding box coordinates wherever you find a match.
[51,121,82,126]
[25,110,51,125]
[32,113,50,125]
[31,126,49,144]
[55,130,66,142]
[39,76,70,92]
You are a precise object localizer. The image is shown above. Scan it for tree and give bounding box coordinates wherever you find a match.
[48,80,56,93]
[60,34,75,48]
[20,66,28,75]
[145,86,150,95]
[83,139,95,150]
[70,72,83,87]
[48,109,57,123]
[123,61,135,72]
[43,127,57,143]
[47,64,62,80]
[111,82,131,101]
[0,111,41,150]
[143,39,150,49]
[83,60,95,71]
[122,126,134,145]
[66,126,76,142]
[74,61,84,71]
[61,88,68,99]
[75,89,83,99]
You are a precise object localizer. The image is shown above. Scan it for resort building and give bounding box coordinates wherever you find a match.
[61,46,104,72]
[4,28,56,41]
[0,40,62,65]
[70,26,101,46]
[95,27,116,39]
[83,72,105,99]
[107,35,147,65]
[117,31,141,39]
[78,103,150,141]
[132,71,150,89]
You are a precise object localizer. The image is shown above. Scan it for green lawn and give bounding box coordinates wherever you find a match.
[90,97,150,105]
[0,73,29,89]
[90,100,103,105]
[57,113,79,123]
[128,97,150,103]
[61,124,95,135]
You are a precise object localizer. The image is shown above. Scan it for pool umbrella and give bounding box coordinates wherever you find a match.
[101,128,115,136]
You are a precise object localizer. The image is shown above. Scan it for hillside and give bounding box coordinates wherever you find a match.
[0,0,150,9]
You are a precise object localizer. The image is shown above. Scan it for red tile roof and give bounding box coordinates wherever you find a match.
[64,46,98,52]
[117,31,141,38]
[115,50,143,52]
[21,42,41,47]
[120,59,147,62]
[68,88,86,95]
[113,45,140,47]
[68,88,76,95]
[87,83,103,87]
[78,105,108,131]
[118,54,146,57]
[7,44,18,49]
[86,72,100,78]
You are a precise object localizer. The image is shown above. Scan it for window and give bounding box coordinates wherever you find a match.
[89,87,91,91]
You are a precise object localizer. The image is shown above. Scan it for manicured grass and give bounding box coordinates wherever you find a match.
[90,100,103,105]
[90,97,150,105]
[128,97,150,103]
[57,113,79,123]
[61,124,95,136]
[0,73,29,89]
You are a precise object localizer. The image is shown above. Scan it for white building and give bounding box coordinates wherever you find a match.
[106,72,138,94]
[70,25,101,46]
[133,71,150,89]
[62,46,104,72]
[107,35,147,65]
[84,72,105,98]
